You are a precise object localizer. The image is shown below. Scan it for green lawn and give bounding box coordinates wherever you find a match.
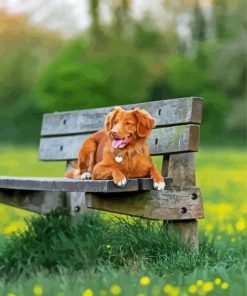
[0,145,246,296]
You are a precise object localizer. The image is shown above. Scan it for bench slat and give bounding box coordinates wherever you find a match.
[0,176,139,192]
[86,187,204,220]
[39,124,200,161]
[41,97,202,136]
[0,177,172,192]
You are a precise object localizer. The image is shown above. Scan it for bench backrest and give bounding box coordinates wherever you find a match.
[39,97,203,162]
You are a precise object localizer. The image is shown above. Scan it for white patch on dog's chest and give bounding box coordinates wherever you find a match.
[115,155,123,163]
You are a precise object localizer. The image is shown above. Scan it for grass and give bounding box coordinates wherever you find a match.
[0,145,246,295]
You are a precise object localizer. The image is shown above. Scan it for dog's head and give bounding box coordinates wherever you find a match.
[105,106,155,149]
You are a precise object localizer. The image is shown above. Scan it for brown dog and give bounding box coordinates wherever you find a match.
[65,107,165,190]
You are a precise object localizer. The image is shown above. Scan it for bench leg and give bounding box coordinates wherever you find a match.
[164,219,199,251]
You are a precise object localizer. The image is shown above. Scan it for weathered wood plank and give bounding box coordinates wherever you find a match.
[41,97,203,136]
[138,177,173,190]
[166,152,201,250]
[39,125,200,161]
[0,176,140,193]
[0,189,66,214]
[85,187,204,220]
[168,153,196,187]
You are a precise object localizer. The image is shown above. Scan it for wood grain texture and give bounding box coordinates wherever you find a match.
[166,152,201,250]
[41,97,203,136]
[39,125,200,161]
[0,189,66,214]
[0,176,139,192]
[0,176,172,193]
[86,187,204,220]
[168,153,196,187]
[164,220,199,250]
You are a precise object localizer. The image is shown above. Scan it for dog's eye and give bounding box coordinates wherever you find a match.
[113,120,118,125]
[125,122,131,126]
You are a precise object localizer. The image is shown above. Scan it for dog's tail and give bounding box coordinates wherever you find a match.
[64,161,81,179]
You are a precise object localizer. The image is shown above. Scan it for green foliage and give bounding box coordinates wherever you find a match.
[34,36,149,112]
[0,209,245,280]
[191,1,207,42]
[0,210,246,295]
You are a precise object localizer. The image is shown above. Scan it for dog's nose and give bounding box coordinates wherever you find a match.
[111,131,118,138]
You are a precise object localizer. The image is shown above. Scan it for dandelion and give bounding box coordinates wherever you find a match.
[196,280,204,286]
[202,282,214,293]
[221,282,229,289]
[152,285,161,296]
[139,276,151,286]
[110,284,122,295]
[82,289,94,296]
[170,287,180,296]
[180,292,188,296]
[33,284,43,296]
[188,284,198,293]
[235,217,246,231]
[205,224,213,233]
[214,278,222,285]
[226,223,234,234]
[163,284,173,293]
[6,293,16,296]
[99,289,107,296]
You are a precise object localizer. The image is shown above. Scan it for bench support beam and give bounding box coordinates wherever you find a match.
[163,152,200,250]
[0,189,66,214]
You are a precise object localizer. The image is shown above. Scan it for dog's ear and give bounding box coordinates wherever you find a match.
[105,107,122,134]
[132,108,155,138]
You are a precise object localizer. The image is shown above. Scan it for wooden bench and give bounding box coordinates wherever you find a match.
[0,97,204,248]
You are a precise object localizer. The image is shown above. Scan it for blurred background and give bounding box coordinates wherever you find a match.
[0,0,246,146]
[0,3,246,293]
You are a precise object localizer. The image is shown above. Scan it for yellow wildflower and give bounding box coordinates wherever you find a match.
[110,284,122,295]
[205,224,213,233]
[226,224,234,234]
[235,217,246,231]
[214,278,222,285]
[33,284,43,296]
[6,293,16,296]
[82,289,94,296]
[99,289,107,296]
[163,284,173,293]
[139,276,151,286]
[202,282,214,293]
[152,285,161,295]
[196,280,204,286]
[188,284,198,293]
[221,282,229,289]
[170,287,180,296]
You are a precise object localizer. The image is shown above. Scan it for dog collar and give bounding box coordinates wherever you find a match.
[115,155,123,163]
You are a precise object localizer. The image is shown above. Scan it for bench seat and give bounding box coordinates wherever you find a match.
[0,176,172,192]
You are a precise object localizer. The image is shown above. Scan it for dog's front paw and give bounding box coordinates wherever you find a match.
[113,172,127,187]
[80,172,92,180]
[153,181,166,191]
[116,177,127,187]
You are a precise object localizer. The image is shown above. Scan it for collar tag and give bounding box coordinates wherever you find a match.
[115,155,123,163]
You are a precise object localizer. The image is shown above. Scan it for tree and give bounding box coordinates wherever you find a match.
[191,0,207,42]
[0,9,62,143]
